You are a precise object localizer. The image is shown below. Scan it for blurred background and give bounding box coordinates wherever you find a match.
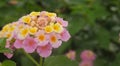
[0,0,120,66]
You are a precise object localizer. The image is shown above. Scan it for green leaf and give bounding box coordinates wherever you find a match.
[110,53,120,66]
[94,58,108,66]
[45,56,78,66]
[94,25,110,49]
[0,48,11,53]
[0,38,11,53]
[2,60,16,66]
[21,56,35,66]
[0,38,6,48]
[67,15,86,36]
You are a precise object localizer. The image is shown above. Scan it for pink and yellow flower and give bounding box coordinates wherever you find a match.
[37,43,52,58]
[0,11,71,58]
[53,23,63,33]
[35,30,48,46]
[18,27,29,40]
[49,33,62,48]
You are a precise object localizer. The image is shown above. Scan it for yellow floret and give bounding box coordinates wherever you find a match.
[45,26,53,33]
[30,12,40,16]
[46,12,56,17]
[6,33,12,38]
[29,27,38,35]
[2,24,10,32]
[22,16,31,24]
[53,23,63,33]
[20,28,29,37]
[9,25,15,32]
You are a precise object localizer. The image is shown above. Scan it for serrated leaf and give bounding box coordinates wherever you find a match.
[45,55,78,66]
[2,60,16,66]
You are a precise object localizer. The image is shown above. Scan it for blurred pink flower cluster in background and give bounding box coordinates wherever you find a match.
[79,50,96,66]
[66,50,76,60]
[66,50,96,66]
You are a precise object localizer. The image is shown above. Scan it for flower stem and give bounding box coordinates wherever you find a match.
[23,51,39,66]
[40,56,44,66]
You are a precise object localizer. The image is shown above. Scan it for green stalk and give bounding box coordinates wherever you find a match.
[40,56,43,66]
[23,51,39,66]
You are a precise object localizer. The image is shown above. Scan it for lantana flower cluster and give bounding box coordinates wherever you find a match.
[79,50,96,66]
[0,11,71,58]
[65,50,76,60]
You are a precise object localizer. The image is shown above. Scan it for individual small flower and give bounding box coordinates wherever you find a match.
[30,11,40,16]
[80,50,96,61]
[79,61,93,66]
[60,29,71,42]
[35,30,48,46]
[14,39,23,49]
[22,16,31,24]
[46,12,56,22]
[44,25,53,33]
[23,36,37,53]
[2,24,10,32]
[53,23,63,33]
[49,33,62,48]
[46,12,56,18]
[56,17,68,27]
[37,43,52,58]
[5,32,13,40]
[18,27,29,40]
[29,27,38,35]
[66,50,76,60]
[4,53,13,59]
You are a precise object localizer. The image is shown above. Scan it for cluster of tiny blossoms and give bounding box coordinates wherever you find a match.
[79,50,96,66]
[65,50,76,60]
[0,11,71,58]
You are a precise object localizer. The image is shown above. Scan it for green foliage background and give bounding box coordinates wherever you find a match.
[0,0,120,66]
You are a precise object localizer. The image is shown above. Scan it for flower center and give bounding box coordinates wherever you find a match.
[38,34,45,41]
[51,35,57,43]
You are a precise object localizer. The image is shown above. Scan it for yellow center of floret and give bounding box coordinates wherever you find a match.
[50,35,57,43]
[38,34,45,41]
